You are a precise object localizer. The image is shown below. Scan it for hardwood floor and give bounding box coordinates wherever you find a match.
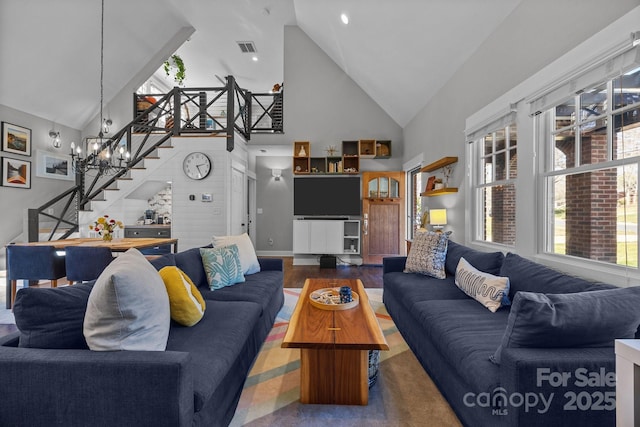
[282,257,383,288]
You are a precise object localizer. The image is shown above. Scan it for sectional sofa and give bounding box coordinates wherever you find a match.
[0,245,284,427]
[383,240,640,427]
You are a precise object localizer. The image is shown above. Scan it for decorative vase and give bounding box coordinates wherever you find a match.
[102,233,113,242]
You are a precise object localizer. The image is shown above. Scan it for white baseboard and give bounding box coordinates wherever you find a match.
[256,250,293,257]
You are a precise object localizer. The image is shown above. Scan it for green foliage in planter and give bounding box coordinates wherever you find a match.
[164,54,186,85]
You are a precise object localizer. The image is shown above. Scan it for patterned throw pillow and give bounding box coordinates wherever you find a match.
[159,266,206,327]
[200,245,245,290]
[404,230,452,279]
[455,257,511,312]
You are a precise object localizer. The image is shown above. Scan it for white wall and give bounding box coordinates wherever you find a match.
[136,136,248,251]
[402,0,640,241]
[252,25,404,252]
[0,104,81,266]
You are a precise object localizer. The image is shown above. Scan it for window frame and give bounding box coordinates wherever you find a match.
[539,67,640,268]
[470,123,518,247]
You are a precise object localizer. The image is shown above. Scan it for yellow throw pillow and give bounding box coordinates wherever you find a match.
[159,266,206,327]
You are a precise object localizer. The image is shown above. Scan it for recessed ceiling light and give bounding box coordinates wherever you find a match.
[340,13,349,25]
[252,56,258,62]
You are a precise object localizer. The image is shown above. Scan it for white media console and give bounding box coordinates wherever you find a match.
[293,219,361,255]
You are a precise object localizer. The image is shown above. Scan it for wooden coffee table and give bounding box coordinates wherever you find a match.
[282,278,389,405]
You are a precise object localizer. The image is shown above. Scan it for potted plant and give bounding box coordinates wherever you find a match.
[164,54,186,86]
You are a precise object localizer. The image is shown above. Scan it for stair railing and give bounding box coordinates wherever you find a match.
[26,76,283,242]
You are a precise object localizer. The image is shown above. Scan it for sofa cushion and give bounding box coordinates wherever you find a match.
[455,257,510,312]
[199,270,283,318]
[212,233,260,275]
[159,266,206,327]
[13,281,95,349]
[383,272,468,311]
[500,253,615,299]
[404,230,451,279]
[84,248,171,351]
[445,240,505,276]
[166,300,262,413]
[149,253,176,270]
[175,247,209,288]
[412,299,507,393]
[200,245,245,290]
[491,287,640,364]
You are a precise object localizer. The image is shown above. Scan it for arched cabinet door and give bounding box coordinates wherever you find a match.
[361,172,405,265]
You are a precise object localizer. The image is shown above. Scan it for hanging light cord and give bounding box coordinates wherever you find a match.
[99,0,104,139]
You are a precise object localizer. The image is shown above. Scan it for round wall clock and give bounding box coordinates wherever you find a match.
[182,152,212,180]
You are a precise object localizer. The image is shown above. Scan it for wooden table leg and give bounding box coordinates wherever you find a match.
[300,348,368,405]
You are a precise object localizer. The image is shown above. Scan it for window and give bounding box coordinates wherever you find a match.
[471,123,518,246]
[407,166,422,239]
[542,67,640,267]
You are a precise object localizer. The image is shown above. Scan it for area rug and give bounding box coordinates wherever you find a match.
[229,288,461,427]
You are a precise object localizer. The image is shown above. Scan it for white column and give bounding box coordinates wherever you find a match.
[615,339,640,427]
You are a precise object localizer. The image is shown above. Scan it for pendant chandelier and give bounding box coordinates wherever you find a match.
[70,0,129,175]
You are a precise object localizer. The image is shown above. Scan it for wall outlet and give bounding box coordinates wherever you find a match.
[268,237,274,246]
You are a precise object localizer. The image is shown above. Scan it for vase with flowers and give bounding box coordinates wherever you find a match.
[90,215,124,241]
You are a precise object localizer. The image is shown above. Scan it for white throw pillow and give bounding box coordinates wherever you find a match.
[83,248,170,351]
[212,233,260,275]
[455,257,511,313]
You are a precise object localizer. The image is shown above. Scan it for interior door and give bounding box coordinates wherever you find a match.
[362,172,405,265]
[230,164,246,235]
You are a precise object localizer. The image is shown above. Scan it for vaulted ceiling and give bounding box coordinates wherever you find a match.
[0,0,521,130]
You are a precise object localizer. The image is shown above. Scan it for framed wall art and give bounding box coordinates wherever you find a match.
[36,150,74,181]
[2,157,31,189]
[2,122,32,156]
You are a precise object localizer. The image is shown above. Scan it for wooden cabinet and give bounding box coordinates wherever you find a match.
[124,225,172,254]
[420,156,458,196]
[342,140,359,173]
[293,141,310,174]
[359,139,391,159]
[293,140,391,175]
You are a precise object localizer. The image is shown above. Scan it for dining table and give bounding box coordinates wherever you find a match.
[5,237,178,309]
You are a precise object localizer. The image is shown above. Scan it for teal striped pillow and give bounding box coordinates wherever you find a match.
[199,245,245,290]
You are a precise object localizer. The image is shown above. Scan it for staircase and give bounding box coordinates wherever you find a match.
[28,76,283,242]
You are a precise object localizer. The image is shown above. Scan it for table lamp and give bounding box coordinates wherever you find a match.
[429,209,447,232]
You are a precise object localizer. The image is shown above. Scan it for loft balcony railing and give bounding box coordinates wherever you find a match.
[27,76,283,242]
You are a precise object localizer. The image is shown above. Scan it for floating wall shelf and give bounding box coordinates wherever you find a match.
[420,156,459,197]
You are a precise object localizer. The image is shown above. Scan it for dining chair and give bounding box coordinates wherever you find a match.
[6,244,66,308]
[64,246,114,285]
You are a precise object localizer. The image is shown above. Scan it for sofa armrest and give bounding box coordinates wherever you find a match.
[0,347,194,427]
[258,257,283,272]
[383,256,406,274]
[499,347,615,426]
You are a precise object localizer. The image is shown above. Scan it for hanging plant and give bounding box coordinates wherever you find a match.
[163,54,186,86]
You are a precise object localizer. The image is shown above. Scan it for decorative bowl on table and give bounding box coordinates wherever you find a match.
[309,287,359,310]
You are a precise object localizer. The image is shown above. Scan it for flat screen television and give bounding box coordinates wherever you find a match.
[294,176,361,217]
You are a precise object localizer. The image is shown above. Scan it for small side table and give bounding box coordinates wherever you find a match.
[615,339,640,426]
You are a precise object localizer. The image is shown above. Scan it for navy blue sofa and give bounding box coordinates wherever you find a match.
[0,247,284,427]
[383,240,634,427]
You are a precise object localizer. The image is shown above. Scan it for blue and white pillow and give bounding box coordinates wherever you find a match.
[404,230,452,279]
[455,257,511,312]
[200,245,245,290]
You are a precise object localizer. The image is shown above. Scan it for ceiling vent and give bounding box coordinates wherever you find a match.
[237,41,257,53]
